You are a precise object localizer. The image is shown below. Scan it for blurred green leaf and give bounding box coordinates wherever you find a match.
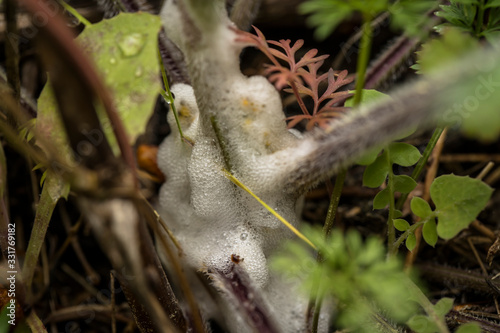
[455,322,481,333]
[37,12,162,156]
[407,314,439,333]
[414,28,479,74]
[271,226,418,332]
[388,0,437,36]
[433,297,454,317]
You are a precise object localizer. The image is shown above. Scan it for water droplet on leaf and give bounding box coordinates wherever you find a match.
[117,33,146,57]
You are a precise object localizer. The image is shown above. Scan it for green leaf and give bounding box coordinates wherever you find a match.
[422,217,438,247]
[407,314,439,333]
[394,175,417,194]
[394,218,410,231]
[363,154,389,188]
[437,37,500,141]
[299,0,391,39]
[414,28,479,74]
[345,89,390,107]
[356,147,382,166]
[299,2,353,40]
[455,322,481,333]
[373,188,390,209]
[388,0,437,36]
[37,13,162,156]
[431,175,493,239]
[411,197,433,218]
[406,233,417,251]
[435,3,477,32]
[394,209,403,218]
[433,297,454,317]
[23,172,69,289]
[388,142,421,167]
[485,0,500,8]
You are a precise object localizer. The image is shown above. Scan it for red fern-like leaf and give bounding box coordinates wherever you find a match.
[235,26,353,130]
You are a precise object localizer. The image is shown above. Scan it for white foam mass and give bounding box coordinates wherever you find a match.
[157,1,323,331]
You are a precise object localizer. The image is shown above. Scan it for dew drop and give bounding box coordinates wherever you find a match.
[240,232,248,240]
[117,33,146,57]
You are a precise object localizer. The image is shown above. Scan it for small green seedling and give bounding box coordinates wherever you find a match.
[394,175,493,251]
[408,297,480,333]
[361,138,421,250]
[271,226,418,332]
[299,0,436,40]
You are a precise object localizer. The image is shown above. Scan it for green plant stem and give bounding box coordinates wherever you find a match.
[212,117,234,172]
[291,82,311,116]
[391,221,427,254]
[322,170,347,236]
[385,150,396,252]
[311,15,373,332]
[353,15,373,106]
[23,173,68,297]
[158,49,193,145]
[406,279,450,333]
[309,169,348,333]
[57,0,91,27]
[395,127,444,211]
[311,294,324,333]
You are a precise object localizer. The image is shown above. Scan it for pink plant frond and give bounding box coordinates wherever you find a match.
[268,39,305,63]
[323,91,353,108]
[268,48,292,62]
[332,70,354,89]
[316,106,349,117]
[296,49,329,69]
[235,25,354,130]
[284,82,313,97]
[286,114,311,129]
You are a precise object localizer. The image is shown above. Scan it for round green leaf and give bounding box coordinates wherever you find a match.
[356,146,383,166]
[373,188,390,209]
[363,154,389,188]
[388,142,421,167]
[345,89,390,107]
[394,175,417,194]
[431,175,493,239]
[394,219,410,231]
[422,217,438,247]
[407,315,438,333]
[411,197,433,218]
[394,209,403,218]
[406,233,417,251]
